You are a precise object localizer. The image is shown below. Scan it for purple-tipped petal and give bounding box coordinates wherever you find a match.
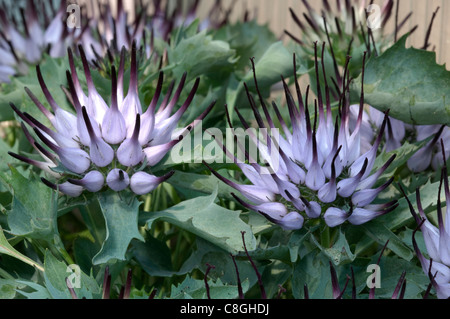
[318,180,337,204]
[42,178,83,197]
[301,198,321,219]
[144,139,180,167]
[106,169,130,191]
[324,207,349,227]
[305,160,326,191]
[34,127,90,174]
[130,171,174,195]
[9,152,58,177]
[348,208,386,225]
[117,114,144,166]
[357,155,396,191]
[57,147,92,174]
[337,158,368,198]
[277,212,305,230]
[23,112,79,149]
[318,146,341,203]
[231,193,287,220]
[82,107,114,167]
[350,113,388,179]
[138,72,164,146]
[352,177,394,207]
[285,190,306,212]
[69,171,104,193]
[78,45,108,123]
[102,66,127,144]
[121,91,142,135]
[205,163,275,204]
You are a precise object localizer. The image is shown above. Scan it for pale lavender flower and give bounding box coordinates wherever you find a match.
[9,42,215,197]
[349,104,449,173]
[0,0,77,82]
[403,141,450,299]
[205,44,397,230]
[79,0,152,64]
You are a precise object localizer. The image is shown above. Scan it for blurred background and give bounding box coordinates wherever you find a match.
[109,0,450,66]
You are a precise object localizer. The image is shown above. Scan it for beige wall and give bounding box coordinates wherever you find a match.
[116,0,449,66]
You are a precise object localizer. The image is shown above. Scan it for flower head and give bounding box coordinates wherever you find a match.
[0,0,75,82]
[9,41,215,197]
[206,43,397,230]
[403,140,450,299]
[349,104,449,172]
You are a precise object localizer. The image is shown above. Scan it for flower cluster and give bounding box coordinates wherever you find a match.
[9,42,215,197]
[402,141,450,299]
[286,0,420,53]
[286,0,445,174]
[79,0,153,65]
[349,105,449,172]
[206,44,398,230]
[0,0,246,83]
[0,0,74,82]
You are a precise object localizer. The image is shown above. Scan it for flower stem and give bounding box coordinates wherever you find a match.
[320,221,331,248]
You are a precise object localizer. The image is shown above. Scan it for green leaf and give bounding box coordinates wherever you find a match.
[92,191,144,265]
[168,30,236,81]
[170,275,249,299]
[311,229,356,266]
[166,171,236,200]
[291,250,334,299]
[43,250,101,299]
[0,226,44,272]
[360,221,414,261]
[352,35,450,125]
[15,280,52,299]
[140,185,256,254]
[0,166,57,240]
[130,234,174,277]
[242,41,294,91]
[368,254,430,299]
[214,20,277,71]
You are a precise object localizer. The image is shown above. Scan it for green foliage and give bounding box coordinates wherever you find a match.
[141,185,256,254]
[0,9,447,301]
[92,191,145,265]
[352,35,450,125]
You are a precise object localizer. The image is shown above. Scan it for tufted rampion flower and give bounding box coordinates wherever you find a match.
[402,141,450,299]
[8,42,215,197]
[78,0,152,65]
[349,104,449,172]
[0,0,76,82]
[287,0,444,174]
[78,0,251,71]
[205,43,397,230]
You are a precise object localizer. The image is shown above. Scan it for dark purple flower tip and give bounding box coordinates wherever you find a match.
[41,177,83,197]
[337,158,368,198]
[82,106,114,167]
[106,168,130,191]
[130,171,175,195]
[68,170,104,193]
[352,176,395,207]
